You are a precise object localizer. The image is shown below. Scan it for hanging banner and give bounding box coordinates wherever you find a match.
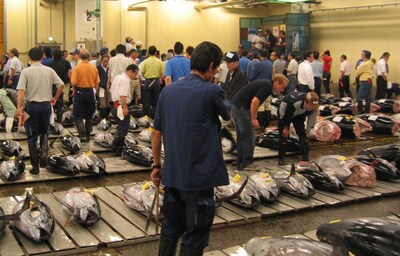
[75,0,103,41]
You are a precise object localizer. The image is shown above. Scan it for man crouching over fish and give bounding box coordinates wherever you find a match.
[150,41,231,256]
[17,48,64,174]
[278,91,319,166]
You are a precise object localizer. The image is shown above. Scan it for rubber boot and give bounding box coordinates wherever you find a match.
[357,101,363,114]
[75,120,87,143]
[299,136,309,162]
[39,134,49,168]
[28,144,40,174]
[112,136,124,156]
[364,101,371,114]
[158,236,178,256]
[179,246,204,256]
[85,120,93,142]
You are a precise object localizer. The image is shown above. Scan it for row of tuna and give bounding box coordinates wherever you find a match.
[217,144,400,208]
[245,216,400,255]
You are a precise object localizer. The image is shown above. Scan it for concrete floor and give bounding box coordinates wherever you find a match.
[2,137,400,256]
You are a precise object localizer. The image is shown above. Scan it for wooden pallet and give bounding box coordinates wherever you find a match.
[0,179,400,255]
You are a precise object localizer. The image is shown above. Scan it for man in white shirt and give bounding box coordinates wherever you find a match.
[339,54,352,98]
[110,64,139,156]
[108,44,134,90]
[297,51,315,93]
[7,48,24,90]
[375,52,390,100]
[285,52,298,93]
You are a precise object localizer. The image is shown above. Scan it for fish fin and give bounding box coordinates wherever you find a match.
[49,138,59,149]
[287,162,296,178]
[0,192,31,221]
[53,194,75,212]
[215,177,249,203]
[390,211,400,219]
[311,161,324,172]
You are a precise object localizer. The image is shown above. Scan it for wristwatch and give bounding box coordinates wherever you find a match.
[152,164,161,169]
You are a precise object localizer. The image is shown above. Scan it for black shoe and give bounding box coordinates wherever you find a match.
[30,167,40,175]
[39,156,47,168]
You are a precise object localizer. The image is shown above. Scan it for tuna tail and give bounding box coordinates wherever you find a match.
[215,177,249,204]
[0,192,31,221]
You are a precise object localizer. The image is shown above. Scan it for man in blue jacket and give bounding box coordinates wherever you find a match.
[150,41,231,256]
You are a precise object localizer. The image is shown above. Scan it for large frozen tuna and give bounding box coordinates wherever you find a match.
[0,158,25,181]
[245,237,333,256]
[61,136,82,154]
[318,104,341,116]
[249,171,280,202]
[47,155,80,176]
[325,115,372,138]
[75,151,106,175]
[98,119,112,131]
[309,120,341,142]
[138,128,152,142]
[0,140,25,160]
[353,154,400,181]
[94,132,113,148]
[122,145,153,167]
[215,171,260,208]
[359,144,400,170]
[49,122,64,135]
[374,99,400,113]
[358,113,400,135]
[270,163,315,198]
[60,187,101,226]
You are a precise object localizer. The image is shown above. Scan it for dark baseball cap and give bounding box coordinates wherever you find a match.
[69,48,80,55]
[223,52,239,63]
[100,47,109,55]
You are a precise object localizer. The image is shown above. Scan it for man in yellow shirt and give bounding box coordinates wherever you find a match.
[356,50,373,114]
[71,49,100,142]
[140,46,163,118]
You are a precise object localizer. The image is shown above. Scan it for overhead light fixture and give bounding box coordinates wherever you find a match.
[48,35,54,42]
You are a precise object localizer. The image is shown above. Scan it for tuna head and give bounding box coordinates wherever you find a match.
[274,163,315,198]
[1,159,25,181]
[61,136,82,153]
[298,162,345,193]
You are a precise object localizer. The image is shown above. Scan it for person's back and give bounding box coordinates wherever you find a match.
[109,44,133,82]
[164,42,190,85]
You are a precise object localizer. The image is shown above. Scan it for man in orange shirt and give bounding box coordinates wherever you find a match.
[70,49,100,142]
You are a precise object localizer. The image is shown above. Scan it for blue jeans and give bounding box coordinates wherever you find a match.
[231,105,255,170]
[356,81,372,113]
[287,74,297,93]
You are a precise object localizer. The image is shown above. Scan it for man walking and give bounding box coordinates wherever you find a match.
[297,51,315,93]
[17,47,64,174]
[150,42,231,256]
[70,49,100,142]
[356,50,374,113]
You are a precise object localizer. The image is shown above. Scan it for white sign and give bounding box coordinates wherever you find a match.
[75,0,103,41]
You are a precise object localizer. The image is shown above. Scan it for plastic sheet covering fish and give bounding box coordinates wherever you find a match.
[129,116,140,131]
[47,155,80,176]
[61,110,74,126]
[220,127,236,154]
[49,122,64,135]
[358,113,400,135]
[94,132,113,148]
[325,115,372,138]
[122,145,153,167]
[75,151,106,175]
[98,119,112,131]
[124,134,139,148]
[0,139,25,160]
[309,119,341,142]
[353,154,400,181]
[317,104,341,116]
[61,135,82,153]
[359,144,400,170]
[255,131,300,152]
[138,115,152,128]
[214,171,260,208]
[319,94,336,104]
[60,187,101,226]
[0,193,55,242]
[296,162,345,193]
[249,171,280,202]
[122,182,164,220]
[270,163,314,198]
[139,128,152,142]
[317,217,400,256]
[245,237,333,256]
[0,207,6,237]
[1,157,25,181]
[315,155,376,187]
[374,99,400,113]
[332,101,355,115]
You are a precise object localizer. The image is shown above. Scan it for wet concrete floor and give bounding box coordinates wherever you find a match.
[2,136,400,255]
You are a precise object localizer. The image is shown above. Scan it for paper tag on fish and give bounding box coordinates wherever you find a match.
[29,202,35,209]
[271,98,278,103]
[30,211,40,218]
[338,102,347,107]
[141,182,151,190]
[85,150,93,156]
[329,219,342,224]
[332,116,343,122]
[318,106,325,111]
[261,173,270,178]
[233,174,242,183]
[338,156,347,161]
[387,82,392,89]
[10,156,15,160]
[146,127,153,131]
[368,115,378,121]
[378,99,386,103]
[83,189,94,195]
